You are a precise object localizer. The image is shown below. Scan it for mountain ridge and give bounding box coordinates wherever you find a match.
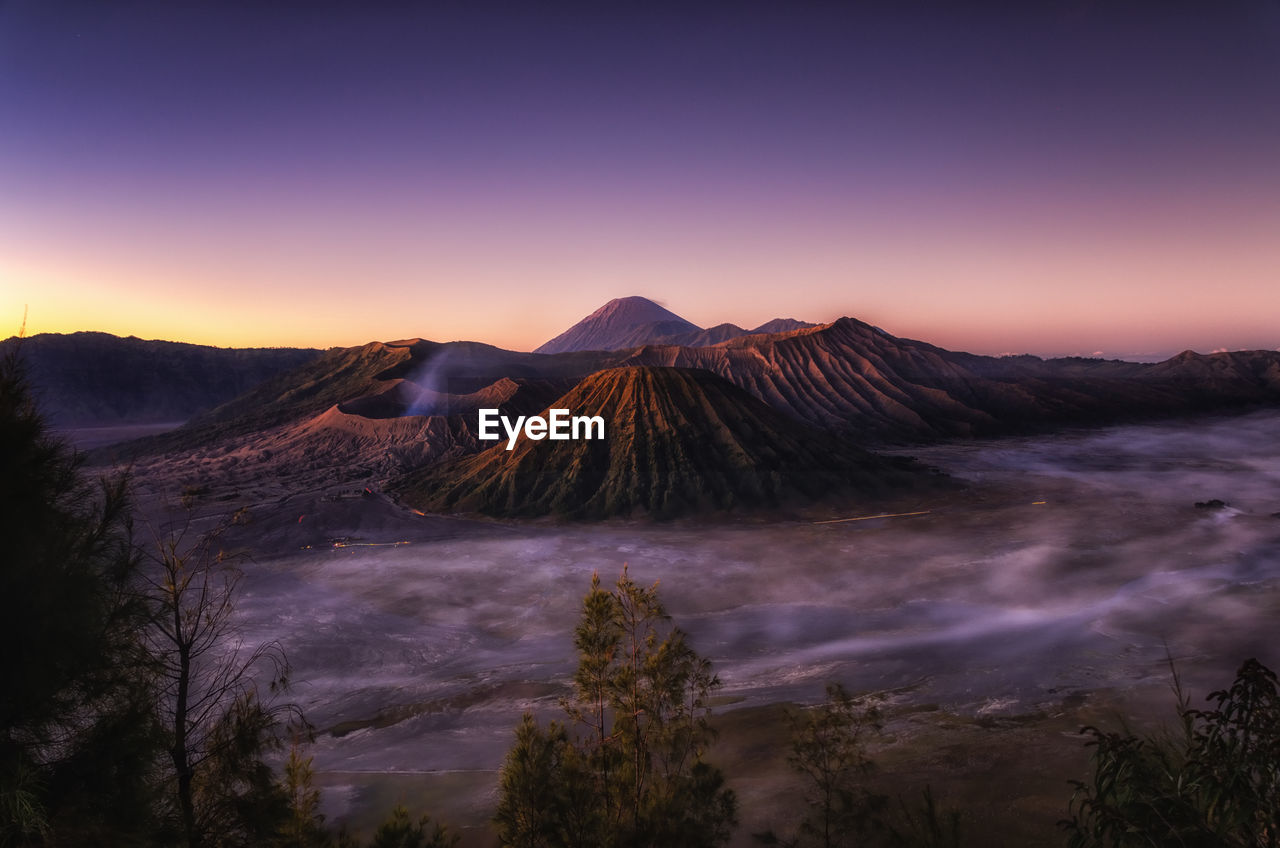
[397,365,930,519]
[533,296,817,353]
[103,313,1280,464]
[75,301,1280,522]
[0,331,321,425]
[620,317,1280,440]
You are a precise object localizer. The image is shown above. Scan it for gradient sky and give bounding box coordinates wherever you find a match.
[2,2,1278,358]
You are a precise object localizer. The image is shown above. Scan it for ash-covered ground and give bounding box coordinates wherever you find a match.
[122,409,1280,843]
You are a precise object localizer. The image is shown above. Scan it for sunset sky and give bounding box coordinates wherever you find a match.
[2,2,1277,359]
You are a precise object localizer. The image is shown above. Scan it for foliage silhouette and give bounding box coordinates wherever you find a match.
[754,683,888,848]
[360,806,457,848]
[495,567,737,847]
[277,740,331,847]
[141,509,300,847]
[1063,657,1280,847]
[1,345,160,844]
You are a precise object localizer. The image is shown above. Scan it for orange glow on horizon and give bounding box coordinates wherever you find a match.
[8,241,1278,360]
[3,3,1278,361]
[4,173,1277,358]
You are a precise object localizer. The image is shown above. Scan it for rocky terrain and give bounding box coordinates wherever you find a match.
[399,366,930,518]
[622,317,1280,440]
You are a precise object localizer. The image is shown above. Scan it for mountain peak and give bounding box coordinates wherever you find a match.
[591,296,687,323]
[534,297,822,354]
[534,297,700,354]
[750,317,817,336]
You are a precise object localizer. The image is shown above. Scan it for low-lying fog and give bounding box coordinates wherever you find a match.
[226,409,1280,819]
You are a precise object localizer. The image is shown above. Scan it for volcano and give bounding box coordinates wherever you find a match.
[533,296,816,353]
[396,366,929,519]
[533,296,700,354]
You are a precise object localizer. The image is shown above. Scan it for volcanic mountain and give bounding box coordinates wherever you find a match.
[534,297,700,354]
[396,366,929,519]
[89,299,1280,521]
[104,340,618,494]
[619,318,1280,440]
[533,296,815,353]
[111,338,618,458]
[107,309,1280,467]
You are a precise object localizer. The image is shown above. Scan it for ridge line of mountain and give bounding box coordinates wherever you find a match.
[532,295,817,353]
[396,364,939,519]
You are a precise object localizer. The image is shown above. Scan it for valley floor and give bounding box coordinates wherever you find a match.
[114,409,1280,845]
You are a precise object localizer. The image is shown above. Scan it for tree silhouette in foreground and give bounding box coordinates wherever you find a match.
[757,683,964,848]
[495,567,737,848]
[141,511,299,847]
[1063,657,1280,847]
[787,683,887,848]
[278,741,332,847]
[0,347,159,844]
[1,342,450,847]
[354,805,457,848]
[755,683,888,848]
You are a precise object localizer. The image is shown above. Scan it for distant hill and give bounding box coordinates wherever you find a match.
[533,296,816,353]
[397,366,929,519]
[621,318,1280,440]
[0,332,321,425]
[749,318,813,336]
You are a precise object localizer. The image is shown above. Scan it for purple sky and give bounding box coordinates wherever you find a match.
[2,2,1278,358]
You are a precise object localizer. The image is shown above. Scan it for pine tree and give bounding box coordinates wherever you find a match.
[278,741,331,847]
[365,805,457,848]
[495,715,597,848]
[496,567,737,847]
[0,346,161,843]
[787,683,887,848]
[754,683,889,848]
